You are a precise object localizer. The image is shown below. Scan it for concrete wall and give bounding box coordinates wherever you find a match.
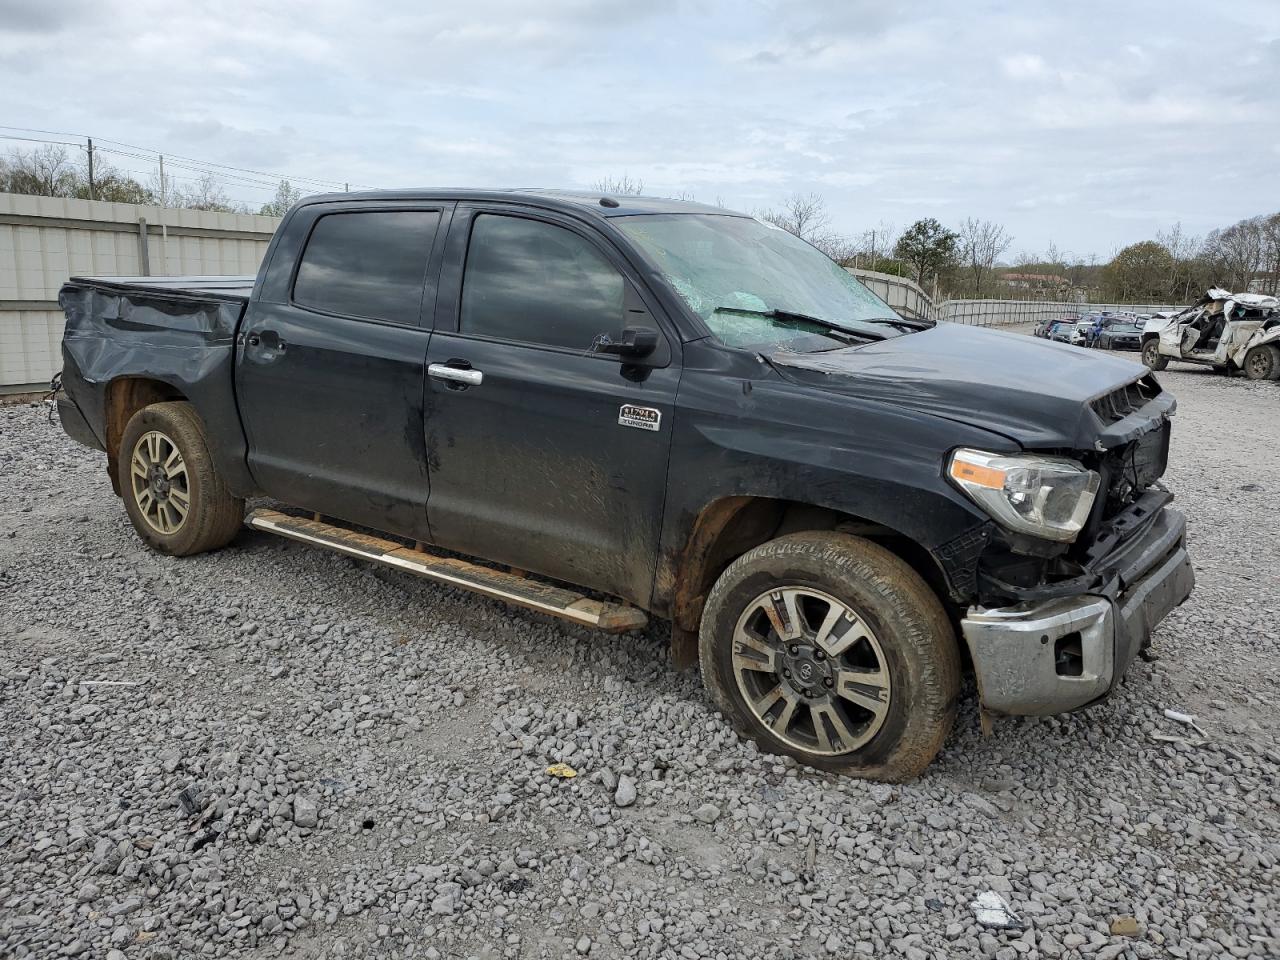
[847,267,935,320]
[0,193,279,389]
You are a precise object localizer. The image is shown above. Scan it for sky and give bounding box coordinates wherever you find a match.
[1,0,1277,260]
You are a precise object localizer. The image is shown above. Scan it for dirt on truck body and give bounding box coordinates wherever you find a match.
[56,188,1194,780]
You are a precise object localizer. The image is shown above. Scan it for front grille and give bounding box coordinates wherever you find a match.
[1091,376,1162,424]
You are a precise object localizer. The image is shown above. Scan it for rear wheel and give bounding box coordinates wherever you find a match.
[118,402,244,556]
[698,532,960,781]
[1243,344,1280,381]
[1141,338,1168,371]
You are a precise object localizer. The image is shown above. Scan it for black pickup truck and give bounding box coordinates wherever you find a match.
[55,189,1194,780]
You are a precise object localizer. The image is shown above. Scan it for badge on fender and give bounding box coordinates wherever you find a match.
[618,404,661,432]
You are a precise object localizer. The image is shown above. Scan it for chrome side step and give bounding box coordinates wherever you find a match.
[244,508,648,634]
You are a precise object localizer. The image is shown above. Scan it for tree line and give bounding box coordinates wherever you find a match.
[0,143,305,217]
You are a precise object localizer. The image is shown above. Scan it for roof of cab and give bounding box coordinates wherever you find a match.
[295,188,747,219]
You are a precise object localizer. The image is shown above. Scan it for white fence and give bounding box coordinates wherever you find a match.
[0,193,279,389]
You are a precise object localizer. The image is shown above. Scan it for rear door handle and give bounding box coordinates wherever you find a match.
[428,363,483,386]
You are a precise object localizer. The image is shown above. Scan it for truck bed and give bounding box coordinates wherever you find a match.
[65,275,256,303]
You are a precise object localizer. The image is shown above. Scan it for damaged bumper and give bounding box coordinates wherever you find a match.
[961,506,1194,715]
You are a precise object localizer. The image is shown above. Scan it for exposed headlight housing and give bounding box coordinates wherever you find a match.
[947,448,1100,543]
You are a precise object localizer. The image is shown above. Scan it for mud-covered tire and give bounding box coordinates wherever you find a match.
[698,531,961,781]
[1242,344,1280,381]
[118,402,243,556]
[1141,338,1168,371]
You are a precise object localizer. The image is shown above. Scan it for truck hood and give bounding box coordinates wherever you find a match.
[766,323,1152,450]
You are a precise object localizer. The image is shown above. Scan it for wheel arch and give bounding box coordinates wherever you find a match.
[104,376,191,495]
[668,495,955,642]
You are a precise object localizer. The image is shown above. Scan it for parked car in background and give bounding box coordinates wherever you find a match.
[1034,316,1077,339]
[1142,288,1280,379]
[1096,318,1145,352]
[1047,320,1079,343]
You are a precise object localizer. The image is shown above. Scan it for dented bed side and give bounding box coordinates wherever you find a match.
[57,278,260,498]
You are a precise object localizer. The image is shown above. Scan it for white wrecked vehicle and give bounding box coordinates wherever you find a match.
[1141,288,1280,379]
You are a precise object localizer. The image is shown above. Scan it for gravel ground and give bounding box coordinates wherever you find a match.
[2,365,1278,960]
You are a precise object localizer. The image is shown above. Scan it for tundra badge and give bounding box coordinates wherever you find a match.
[618,404,661,432]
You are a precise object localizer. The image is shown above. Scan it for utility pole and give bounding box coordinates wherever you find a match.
[86,138,96,201]
[157,155,168,274]
[344,182,349,192]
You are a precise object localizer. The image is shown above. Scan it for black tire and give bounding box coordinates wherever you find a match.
[118,402,244,556]
[1242,344,1280,381]
[698,532,960,781]
[1141,338,1168,371]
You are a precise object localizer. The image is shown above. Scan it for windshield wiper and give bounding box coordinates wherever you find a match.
[861,316,936,331]
[711,307,887,344]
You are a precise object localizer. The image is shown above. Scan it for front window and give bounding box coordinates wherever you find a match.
[616,214,911,352]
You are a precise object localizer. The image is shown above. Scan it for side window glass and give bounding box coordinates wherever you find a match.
[293,210,439,324]
[460,214,625,350]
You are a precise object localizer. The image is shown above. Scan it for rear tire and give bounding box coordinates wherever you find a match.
[1242,344,1280,381]
[1141,338,1168,371]
[118,402,244,556]
[698,532,960,781]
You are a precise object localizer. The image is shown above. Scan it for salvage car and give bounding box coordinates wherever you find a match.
[1095,318,1144,352]
[1142,288,1280,379]
[54,190,1195,780]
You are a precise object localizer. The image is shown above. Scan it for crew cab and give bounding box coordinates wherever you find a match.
[55,190,1194,780]
[1142,288,1280,379]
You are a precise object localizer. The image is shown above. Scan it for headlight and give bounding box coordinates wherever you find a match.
[947,448,1100,542]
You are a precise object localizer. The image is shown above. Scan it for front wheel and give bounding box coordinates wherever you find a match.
[1243,344,1280,381]
[1141,338,1169,370]
[118,402,244,556]
[698,532,960,781]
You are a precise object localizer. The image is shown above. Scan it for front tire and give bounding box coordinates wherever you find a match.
[1243,344,1280,381]
[1141,338,1169,371]
[698,532,960,781]
[118,402,244,556]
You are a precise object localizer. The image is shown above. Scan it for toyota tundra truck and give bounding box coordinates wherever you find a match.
[54,189,1195,780]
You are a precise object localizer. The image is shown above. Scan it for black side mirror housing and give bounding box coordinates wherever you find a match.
[593,326,659,360]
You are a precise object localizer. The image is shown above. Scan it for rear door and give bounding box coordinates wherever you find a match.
[423,204,680,608]
[236,202,450,539]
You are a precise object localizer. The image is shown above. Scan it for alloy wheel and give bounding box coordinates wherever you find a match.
[731,586,892,756]
[129,430,191,535]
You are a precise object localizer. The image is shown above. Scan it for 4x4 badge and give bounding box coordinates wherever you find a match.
[618,404,661,432]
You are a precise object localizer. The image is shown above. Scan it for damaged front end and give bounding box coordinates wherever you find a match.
[958,375,1195,715]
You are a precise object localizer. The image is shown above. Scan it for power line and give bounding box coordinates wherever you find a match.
[0,125,371,191]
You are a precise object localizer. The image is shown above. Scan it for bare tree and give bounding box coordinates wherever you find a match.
[171,172,241,212]
[853,221,897,271]
[758,192,857,263]
[592,174,644,196]
[957,218,1012,296]
[760,193,830,242]
[1,145,78,196]
[1203,218,1265,290]
[1261,212,1280,296]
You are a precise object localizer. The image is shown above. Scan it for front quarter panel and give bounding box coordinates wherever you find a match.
[653,341,1013,615]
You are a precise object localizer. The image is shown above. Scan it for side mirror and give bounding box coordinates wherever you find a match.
[593,326,659,360]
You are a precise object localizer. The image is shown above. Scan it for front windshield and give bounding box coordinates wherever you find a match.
[616,214,908,351]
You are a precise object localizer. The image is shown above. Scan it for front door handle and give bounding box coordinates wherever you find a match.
[428,363,483,387]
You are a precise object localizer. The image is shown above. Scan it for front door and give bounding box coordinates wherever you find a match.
[236,204,448,538]
[424,206,680,608]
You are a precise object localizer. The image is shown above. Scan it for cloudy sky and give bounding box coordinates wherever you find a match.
[2,0,1276,259]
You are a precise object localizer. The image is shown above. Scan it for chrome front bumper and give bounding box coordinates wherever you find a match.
[961,509,1194,716]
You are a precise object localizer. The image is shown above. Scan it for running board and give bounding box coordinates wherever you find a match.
[244,508,648,634]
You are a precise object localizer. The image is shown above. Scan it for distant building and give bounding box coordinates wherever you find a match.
[1001,272,1070,290]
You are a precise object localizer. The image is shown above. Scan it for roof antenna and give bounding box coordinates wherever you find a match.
[599,196,620,208]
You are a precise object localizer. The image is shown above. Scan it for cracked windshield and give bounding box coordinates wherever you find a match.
[617,214,913,351]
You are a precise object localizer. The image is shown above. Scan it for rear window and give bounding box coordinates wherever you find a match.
[293,210,439,324]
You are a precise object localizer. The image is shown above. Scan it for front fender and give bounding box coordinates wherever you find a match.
[653,357,1010,616]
